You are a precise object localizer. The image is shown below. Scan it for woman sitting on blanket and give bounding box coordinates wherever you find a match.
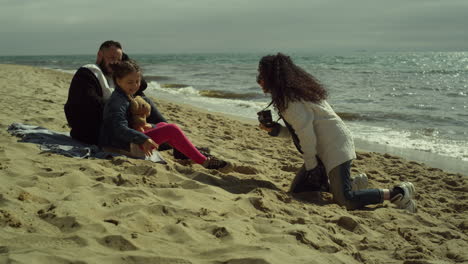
[99,60,228,170]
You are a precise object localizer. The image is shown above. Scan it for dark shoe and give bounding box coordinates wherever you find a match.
[202,156,228,170]
[158,142,173,151]
[174,147,211,160]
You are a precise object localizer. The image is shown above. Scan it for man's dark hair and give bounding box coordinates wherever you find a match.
[99,40,122,51]
[258,53,328,112]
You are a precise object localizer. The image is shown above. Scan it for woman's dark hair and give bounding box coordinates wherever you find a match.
[109,60,141,82]
[258,53,327,112]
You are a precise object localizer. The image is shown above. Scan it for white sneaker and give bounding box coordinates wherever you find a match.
[391,182,417,213]
[351,173,368,191]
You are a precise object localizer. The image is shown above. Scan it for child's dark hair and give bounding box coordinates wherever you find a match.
[109,60,141,81]
[258,53,327,112]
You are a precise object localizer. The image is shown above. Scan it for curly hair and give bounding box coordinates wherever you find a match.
[258,53,327,112]
[109,59,141,82]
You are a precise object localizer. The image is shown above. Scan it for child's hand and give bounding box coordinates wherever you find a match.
[141,139,159,157]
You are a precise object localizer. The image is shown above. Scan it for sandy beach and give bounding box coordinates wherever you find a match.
[0,64,467,264]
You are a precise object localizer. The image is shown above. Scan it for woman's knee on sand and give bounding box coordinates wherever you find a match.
[328,162,383,210]
[329,175,362,210]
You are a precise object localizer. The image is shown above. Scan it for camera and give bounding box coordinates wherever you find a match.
[257,110,274,127]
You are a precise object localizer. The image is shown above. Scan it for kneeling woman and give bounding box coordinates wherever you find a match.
[257,53,416,212]
[99,60,228,170]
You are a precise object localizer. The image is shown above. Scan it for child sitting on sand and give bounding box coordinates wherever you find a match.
[256,53,416,212]
[99,60,228,170]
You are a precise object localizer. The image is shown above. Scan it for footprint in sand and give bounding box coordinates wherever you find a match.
[393,246,434,263]
[38,212,81,233]
[37,167,67,178]
[98,235,138,251]
[356,152,372,160]
[119,256,192,264]
[222,258,271,264]
[249,197,270,213]
[17,191,49,204]
[212,226,230,238]
[232,165,259,175]
[123,165,158,176]
[449,202,466,213]
[335,216,360,232]
[280,164,299,173]
[3,234,88,252]
[0,246,8,254]
[58,236,88,248]
[0,209,22,228]
[221,136,234,140]
[174,163,196,174]
[289,230,340,253]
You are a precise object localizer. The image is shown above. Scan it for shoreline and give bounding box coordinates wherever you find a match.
[354,138,468,175]
[154,95,468,176]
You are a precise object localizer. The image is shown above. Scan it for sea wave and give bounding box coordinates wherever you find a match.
[160,83,190,88]
[406,104,439,111]
[446,92,467,97]
[149,83,200,97]
[335,112,364,121]
[338,111,461,127]
[145,82,268,121]
[191,72,224,77]
[198,90,261,99]
[385,92,418,98]
[148,81,262,100]
[348,123,468,162]
[344,98,375,103]
[144,75,174,81]
[400,69,467,75]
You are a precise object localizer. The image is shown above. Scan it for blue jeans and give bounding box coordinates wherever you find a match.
[329,160,383,210]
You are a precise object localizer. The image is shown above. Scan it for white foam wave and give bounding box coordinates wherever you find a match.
[348,123,468,162]
[45,67,77,74]
[146,81,269,119]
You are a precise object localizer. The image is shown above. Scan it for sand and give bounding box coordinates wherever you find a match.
[0,64,467,264]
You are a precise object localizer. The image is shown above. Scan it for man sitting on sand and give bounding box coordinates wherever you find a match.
[64,40,167,146]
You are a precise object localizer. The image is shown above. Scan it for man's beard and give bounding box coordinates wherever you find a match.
[98,61,110,76]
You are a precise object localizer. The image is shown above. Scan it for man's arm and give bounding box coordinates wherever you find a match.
[66,67,104,108]
[65,68,105,127]
[143,96,168,124]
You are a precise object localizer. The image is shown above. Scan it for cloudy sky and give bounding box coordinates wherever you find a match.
[0,0,467,55]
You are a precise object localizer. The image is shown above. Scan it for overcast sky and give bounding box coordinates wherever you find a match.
[0,0,467,55]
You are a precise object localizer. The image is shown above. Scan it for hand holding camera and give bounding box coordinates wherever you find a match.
[257,110,274,128]
[257,109,282,135]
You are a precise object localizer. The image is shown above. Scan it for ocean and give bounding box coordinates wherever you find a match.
[1,52,467,174]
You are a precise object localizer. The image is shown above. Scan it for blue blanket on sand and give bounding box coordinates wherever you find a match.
[7,123,166,163]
